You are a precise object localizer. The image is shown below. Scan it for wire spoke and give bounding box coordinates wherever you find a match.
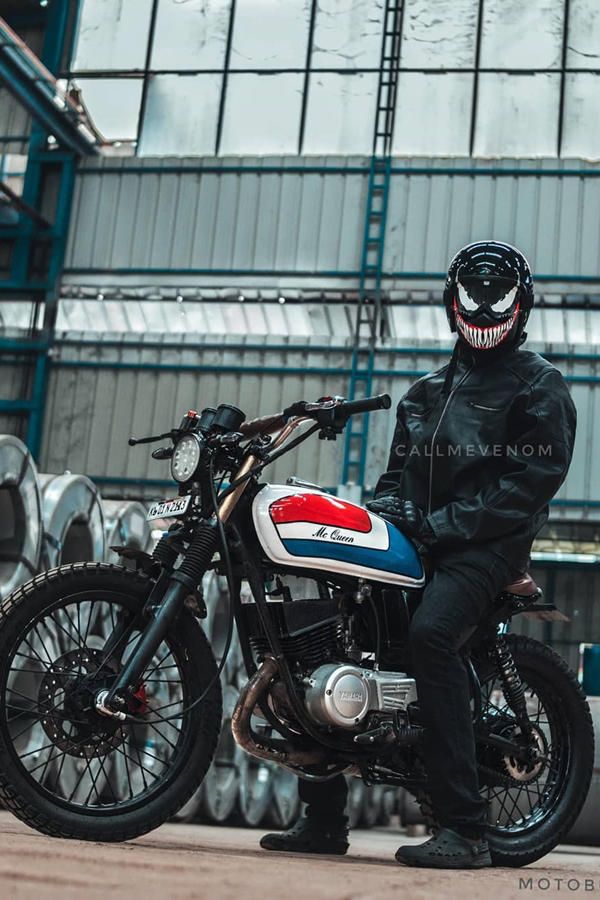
[479,668,565,833]
[18,741,56,762]
[144,719,180,752]
[120,742,158,785]
[68,756,96,803]
[28,748,65,777]
[21,637,52,671]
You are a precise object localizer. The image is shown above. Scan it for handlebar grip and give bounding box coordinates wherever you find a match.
[340,393,392,416]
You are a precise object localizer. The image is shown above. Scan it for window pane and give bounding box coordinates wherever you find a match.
[74,78,143,141]
[562,74,600,159]
[567,0,600,69]
[72,0,153,71]
[303,72,377,154]
[392,73,472,155]
[480,0,564,69]
[311,0,385,70]
[151,0,232,70]
[401,0,478,69]
[230,0,311,70]
[138,74,222,155]
[474,73,559,156]
[220,74,302,154]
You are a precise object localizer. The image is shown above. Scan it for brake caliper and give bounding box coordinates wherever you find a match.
[129,684,148,716]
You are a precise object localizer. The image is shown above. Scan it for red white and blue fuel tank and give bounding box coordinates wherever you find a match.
[252,485,425,588]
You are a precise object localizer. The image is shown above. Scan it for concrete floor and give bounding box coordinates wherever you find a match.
[0,812,598,900]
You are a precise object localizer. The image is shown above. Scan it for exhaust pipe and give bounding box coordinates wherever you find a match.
[231,656,329,770]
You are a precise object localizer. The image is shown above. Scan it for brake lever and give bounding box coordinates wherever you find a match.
[128,429,176,447]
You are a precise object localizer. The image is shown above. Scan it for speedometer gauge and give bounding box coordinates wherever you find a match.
[171,434,201,482]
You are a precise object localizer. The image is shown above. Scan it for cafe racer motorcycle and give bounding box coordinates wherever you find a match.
[0,395,593,866]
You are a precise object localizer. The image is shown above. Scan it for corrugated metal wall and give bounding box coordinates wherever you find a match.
[64,157,367,286]
[63,156,600,291]
[25,317,600,518]
[513,563,600,672]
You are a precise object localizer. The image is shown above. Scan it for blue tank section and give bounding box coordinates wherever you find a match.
[281,521,424,582]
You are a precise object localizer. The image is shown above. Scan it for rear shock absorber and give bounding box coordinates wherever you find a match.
[492,636,532,734]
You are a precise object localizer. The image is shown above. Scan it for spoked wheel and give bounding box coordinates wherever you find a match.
[476,635,594,867]
[0,564,222,841]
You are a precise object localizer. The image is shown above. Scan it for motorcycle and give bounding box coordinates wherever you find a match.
[0,395,593,865]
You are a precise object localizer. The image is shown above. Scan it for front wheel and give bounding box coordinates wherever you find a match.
[477,635,594,867]
[0,563,222,841]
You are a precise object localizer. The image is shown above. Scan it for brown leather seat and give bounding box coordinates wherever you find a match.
[503,572,540,597]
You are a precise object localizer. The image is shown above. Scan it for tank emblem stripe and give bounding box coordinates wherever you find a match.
[280,523,423,581]
[269,494,372,532]
[275,518,389,550]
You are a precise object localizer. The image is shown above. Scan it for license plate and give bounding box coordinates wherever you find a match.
[147,495,191,521]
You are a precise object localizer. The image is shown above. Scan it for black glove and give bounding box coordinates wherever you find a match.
[282,400,308,422]
[366,497,435,548]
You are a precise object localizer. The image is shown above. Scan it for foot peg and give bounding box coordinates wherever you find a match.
[354,720,423,746]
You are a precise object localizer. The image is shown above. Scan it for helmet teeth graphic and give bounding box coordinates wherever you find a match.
[455,306,519,350]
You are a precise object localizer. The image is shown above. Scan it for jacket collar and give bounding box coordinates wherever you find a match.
[456,334,523,369]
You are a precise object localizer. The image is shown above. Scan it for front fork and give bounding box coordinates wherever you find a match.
[98,451,260,717]
[100,520,219,715]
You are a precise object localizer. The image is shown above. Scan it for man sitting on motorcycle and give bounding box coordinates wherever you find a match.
[260,240,577,868]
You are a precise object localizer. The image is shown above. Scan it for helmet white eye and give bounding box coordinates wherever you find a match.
[491,284,518,314]
[457,281,479,312]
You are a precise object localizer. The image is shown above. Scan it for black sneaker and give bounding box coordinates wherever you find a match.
[395,827,492,869]
[260,815,349,855]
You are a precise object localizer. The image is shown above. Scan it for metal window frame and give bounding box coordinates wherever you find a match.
[64,0,591,159]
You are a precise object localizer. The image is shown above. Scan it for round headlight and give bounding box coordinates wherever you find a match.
[171,434,201,483]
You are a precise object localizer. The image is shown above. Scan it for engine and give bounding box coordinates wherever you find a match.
[243,594,417,734]
[303,663,417,729]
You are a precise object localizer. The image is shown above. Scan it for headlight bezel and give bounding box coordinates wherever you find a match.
[170,433,202,483]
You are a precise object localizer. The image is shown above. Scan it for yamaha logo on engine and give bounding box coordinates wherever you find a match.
[338,689,365,703]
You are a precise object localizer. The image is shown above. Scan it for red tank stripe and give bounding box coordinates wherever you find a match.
[269,494,372,533]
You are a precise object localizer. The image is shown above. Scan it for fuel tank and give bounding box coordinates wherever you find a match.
[251,485,425,588]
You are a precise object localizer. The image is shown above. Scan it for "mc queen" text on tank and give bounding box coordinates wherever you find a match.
[312,527,355,543]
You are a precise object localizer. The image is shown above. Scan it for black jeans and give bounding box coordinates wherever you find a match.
[299,773,348,824]
[296,546,516,834]
[410,546,515,833]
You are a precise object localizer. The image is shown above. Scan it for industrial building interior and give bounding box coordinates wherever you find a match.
[0,0,599,896]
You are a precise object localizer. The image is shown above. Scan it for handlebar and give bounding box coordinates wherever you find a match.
[131,394,392,448]
[313,393,392,417]
[239,393,391,440]
[239,412,286,438]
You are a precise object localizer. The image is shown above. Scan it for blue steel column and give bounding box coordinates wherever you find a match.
[5,0,82,458]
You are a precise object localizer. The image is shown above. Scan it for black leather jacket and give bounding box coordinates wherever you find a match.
[374,343,577,570]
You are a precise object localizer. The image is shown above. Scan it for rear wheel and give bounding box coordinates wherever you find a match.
[477,635,594,867]
[0,563,222,841]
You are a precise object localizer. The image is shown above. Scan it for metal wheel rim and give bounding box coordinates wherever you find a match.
[2,592,192,814]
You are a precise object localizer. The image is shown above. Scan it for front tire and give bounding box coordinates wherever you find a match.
[0,563,222,841]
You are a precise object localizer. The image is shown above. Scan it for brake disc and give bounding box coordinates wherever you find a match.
[39,647,125,758]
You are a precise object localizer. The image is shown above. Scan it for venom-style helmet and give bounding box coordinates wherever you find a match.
[443,241,534,351]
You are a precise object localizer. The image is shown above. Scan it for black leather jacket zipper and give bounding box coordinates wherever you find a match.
[427,366,473,514]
